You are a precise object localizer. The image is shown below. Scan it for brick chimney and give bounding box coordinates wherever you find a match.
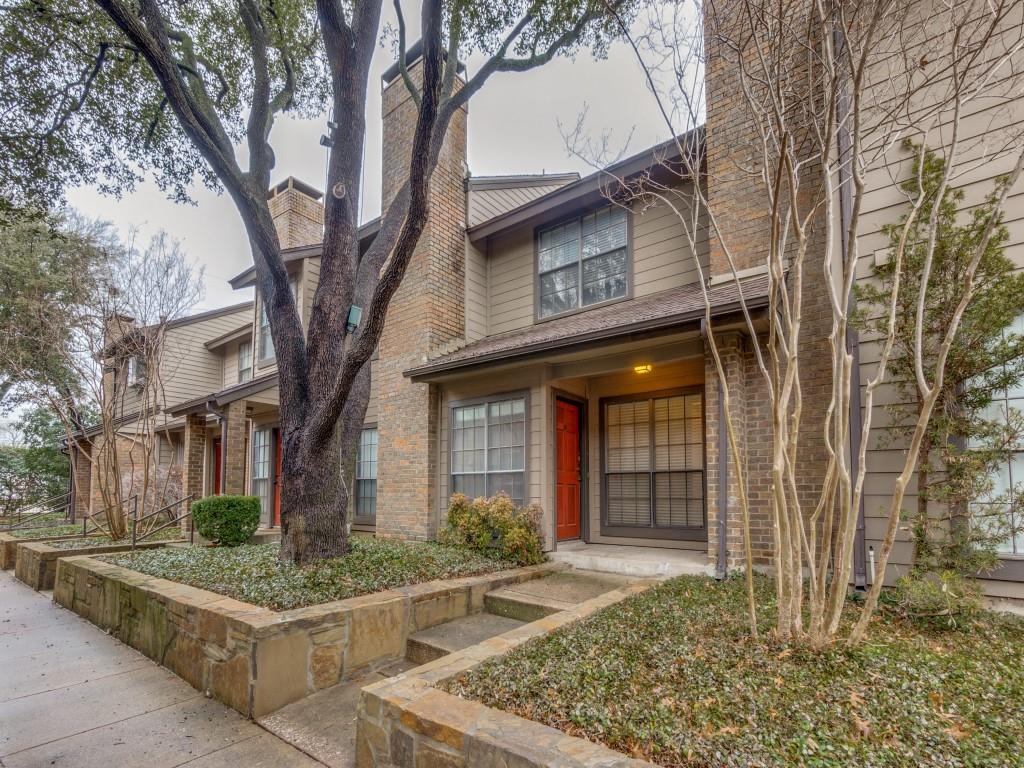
[267,177,325,248]
[376,47,468,541]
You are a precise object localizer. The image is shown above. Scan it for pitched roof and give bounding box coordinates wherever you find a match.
[405,274,769,380]
[168,372,278,416]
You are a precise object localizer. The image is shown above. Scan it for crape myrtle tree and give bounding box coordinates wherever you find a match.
[566,0,1024,644]
[0,0,633,564]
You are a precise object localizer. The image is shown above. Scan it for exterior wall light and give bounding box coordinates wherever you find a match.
[634,364,653,374]
[346,305,362,334]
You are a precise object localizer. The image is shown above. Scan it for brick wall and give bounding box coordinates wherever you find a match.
[71,441,92,518]
[268,179,325,249]
[223,400,248,496]
[182,414,206,531]
[704,0,834,570]
[376,60,468,540]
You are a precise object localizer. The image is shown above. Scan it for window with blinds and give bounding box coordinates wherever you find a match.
[603,391,704,533]
[251,428,272,519]
[451,396,527,506]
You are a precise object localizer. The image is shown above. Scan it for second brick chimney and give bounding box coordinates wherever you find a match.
[267,177,325,248]
[376,49,468,541]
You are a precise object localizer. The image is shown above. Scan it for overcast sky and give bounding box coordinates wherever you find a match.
[65,9,674,314]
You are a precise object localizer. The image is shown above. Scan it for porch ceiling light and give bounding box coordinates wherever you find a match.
[634,364,653,375]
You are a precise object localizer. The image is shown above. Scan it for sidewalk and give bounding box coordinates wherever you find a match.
[0,571,322,767]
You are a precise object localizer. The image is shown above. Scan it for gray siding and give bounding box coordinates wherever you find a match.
[468,183,571,227]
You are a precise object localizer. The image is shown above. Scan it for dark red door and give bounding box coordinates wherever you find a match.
[272,429,283,526]
[556,399,582,541]
[212,438,222,495]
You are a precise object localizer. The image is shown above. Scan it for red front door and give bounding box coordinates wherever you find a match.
[555,399,582,541]
[212,438,222,495]
[272,429,283,526]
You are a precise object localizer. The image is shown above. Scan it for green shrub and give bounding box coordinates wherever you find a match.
[890,570,984,628]
[440,492,545,566]
[190,495,261,546]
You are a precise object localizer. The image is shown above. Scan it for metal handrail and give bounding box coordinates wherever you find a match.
[131,493,195,547]
[2,492,72,531]
[81,495,139,538]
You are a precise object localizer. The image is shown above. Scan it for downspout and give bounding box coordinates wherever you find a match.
[702,318,729,580]
[835,23,868,590]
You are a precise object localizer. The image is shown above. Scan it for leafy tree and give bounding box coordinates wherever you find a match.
[0,405,71,516]
[858,144,1024,617]
[0,207,112,414]
[0,0,632,564]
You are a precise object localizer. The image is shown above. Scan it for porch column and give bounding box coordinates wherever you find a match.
[223,400,248,495]
[182,413,206,533]
[706,332,773,572]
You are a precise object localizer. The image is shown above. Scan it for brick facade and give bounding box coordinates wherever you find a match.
[182,413,206,531]
[223,400,248,495]
[71,441,92,518]
[376,61,468,540]
[704,0,834,571]
[268,179,325,248]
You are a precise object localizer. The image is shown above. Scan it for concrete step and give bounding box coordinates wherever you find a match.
[406,612,525,665]
[257,660,415,768]
[549,542,714,579]
[484,571,639,622]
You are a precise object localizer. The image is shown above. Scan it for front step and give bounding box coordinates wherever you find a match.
[406,612,525,665]
[484,571,639,622]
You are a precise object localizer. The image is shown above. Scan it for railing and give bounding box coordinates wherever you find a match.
[3,493,72,531]
[81,495,139,538]
[131,494,195,547]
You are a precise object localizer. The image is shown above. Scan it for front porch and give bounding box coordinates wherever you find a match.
[548,541,712,578]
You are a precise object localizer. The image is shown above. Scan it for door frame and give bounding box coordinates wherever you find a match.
[551,389,588,548]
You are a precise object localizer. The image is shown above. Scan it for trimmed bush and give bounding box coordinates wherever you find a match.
[190,495,260,546]
[440,492,544,566]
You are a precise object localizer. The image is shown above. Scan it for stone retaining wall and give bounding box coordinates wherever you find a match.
[356,581,657,768]
[1,532,82,570]
[15,540,179,591]
[53,555,564,718]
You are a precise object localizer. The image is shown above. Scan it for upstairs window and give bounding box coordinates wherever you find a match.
[258,278,297,363]
[237,340,253,383]
[127,355,146,387]
[537,205,628,319]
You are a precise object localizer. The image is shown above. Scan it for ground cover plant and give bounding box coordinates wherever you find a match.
[8,523,78,539]
[47,526,184,550]
[103,539,516,610]
[446,575,1024,767]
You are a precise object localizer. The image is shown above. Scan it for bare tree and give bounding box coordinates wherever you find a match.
[570,0,1024,644]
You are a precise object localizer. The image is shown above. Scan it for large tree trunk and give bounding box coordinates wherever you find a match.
[279,363,371,565]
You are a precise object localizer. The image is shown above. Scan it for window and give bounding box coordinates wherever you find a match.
[451,396,527,506]
[355,427,378,523]
[978,314,1024,556]
[538,205,628,319]
[603,391,704,534]
[258,278,298,362]
[237,340,253,383]
[252,428,272,518]
[127,355,146,386]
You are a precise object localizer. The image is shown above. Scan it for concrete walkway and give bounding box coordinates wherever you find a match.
[0,571,322,768]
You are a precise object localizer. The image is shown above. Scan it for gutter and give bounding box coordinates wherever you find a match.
[702,318,729,580]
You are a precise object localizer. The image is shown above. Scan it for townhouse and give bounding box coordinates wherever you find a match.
[80,4,1024,602]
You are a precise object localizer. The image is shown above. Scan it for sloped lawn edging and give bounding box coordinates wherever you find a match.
[356,580,657,768]
[53,554,565,718]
